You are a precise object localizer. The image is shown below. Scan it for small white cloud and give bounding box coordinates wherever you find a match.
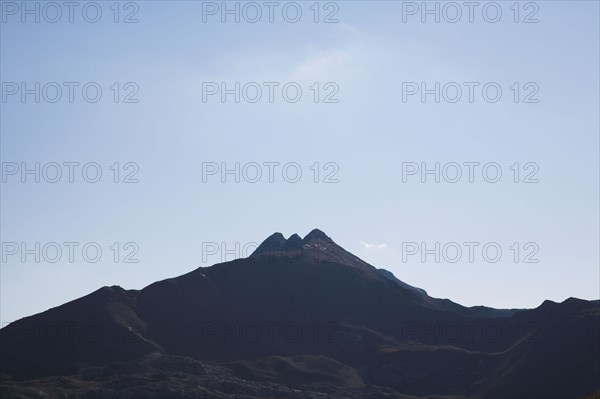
[360,241,387,249]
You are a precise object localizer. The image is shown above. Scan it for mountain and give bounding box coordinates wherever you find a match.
[1,229,599,399]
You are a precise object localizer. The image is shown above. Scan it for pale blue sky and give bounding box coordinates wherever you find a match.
[1,1,599,324]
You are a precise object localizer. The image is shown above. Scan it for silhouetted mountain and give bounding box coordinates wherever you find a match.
[1,230,599,399]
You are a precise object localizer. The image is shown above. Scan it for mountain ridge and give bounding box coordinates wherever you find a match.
[1,229,598,399]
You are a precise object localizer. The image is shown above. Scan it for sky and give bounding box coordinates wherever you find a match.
[1,0,599,325]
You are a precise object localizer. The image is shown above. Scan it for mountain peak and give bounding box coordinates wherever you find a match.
[250,229,332,258]
[287,233,302,244]
[303,228,332,243]
[251,232,287,257]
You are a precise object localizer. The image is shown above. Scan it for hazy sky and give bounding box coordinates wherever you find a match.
[1,1,599,325]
